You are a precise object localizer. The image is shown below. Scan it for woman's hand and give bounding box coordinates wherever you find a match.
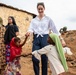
[61,39,66,47]
[59,35,66,47]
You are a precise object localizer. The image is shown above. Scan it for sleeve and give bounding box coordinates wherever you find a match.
[37,46,50,54]
[27,20,34,33]
[49,18,60,35]
[32,51,41,60]
[63,47,73,55]
[32,46,50,60]
[14,25,19,32]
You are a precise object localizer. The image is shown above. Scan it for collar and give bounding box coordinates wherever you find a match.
[36,15,46,21]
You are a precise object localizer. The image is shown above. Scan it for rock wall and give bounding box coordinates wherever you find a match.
[0,26,6,75]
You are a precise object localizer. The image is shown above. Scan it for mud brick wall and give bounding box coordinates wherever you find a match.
[0,26,6,75]
[0,5,35,53]
[0,6,33,36]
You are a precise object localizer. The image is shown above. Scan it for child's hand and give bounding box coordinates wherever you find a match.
[20,34,28,46]
[25,33,30,38]
[25,32,30,37]
[32,51,36,55]
[25,34,29,39]
[32,51,41,61]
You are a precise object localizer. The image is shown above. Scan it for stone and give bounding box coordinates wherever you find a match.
[0,17,6,75]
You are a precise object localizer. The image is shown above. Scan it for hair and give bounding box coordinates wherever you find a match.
[48,36,55,45]
[8,16,17,25]
[37,2,45,8]
[14,37,20,43]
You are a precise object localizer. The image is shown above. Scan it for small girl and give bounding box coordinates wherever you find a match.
[32,33,68,75]
[5,36,28,75]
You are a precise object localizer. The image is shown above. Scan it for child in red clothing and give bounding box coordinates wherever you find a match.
[5,36,28,75]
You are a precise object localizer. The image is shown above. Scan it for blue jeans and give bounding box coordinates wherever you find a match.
[32,34,49,75]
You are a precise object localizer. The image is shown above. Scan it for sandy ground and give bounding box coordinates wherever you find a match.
[20,30,76,75]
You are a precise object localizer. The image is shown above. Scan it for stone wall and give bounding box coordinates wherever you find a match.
[0,26,6,75]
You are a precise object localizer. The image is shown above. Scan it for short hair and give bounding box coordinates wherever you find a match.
[14,37,20,43]
[37,2,45,8]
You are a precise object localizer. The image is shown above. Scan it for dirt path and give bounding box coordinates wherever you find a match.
[20,30,76,75]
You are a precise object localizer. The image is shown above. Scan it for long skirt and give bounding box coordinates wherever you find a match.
[4,58,21,75]
[6,44,10,64]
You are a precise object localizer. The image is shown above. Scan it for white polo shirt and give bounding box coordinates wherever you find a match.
[28,16,60,36]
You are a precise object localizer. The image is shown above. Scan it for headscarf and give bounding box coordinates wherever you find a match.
[49,33,68,72]
[10,38,22,62]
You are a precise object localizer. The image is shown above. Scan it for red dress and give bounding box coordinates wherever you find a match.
[5,38,22,75]
[10,38,22,62]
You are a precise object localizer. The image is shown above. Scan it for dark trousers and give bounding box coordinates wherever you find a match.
[32,34,49,75]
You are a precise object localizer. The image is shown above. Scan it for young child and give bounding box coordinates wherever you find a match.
[32,33,68,75]
[5,36,28,75]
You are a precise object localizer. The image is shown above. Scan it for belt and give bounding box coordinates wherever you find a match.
[34,34,48,38]
[37,34,43,37]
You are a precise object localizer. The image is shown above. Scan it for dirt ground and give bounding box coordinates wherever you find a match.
[20,30,76,75]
